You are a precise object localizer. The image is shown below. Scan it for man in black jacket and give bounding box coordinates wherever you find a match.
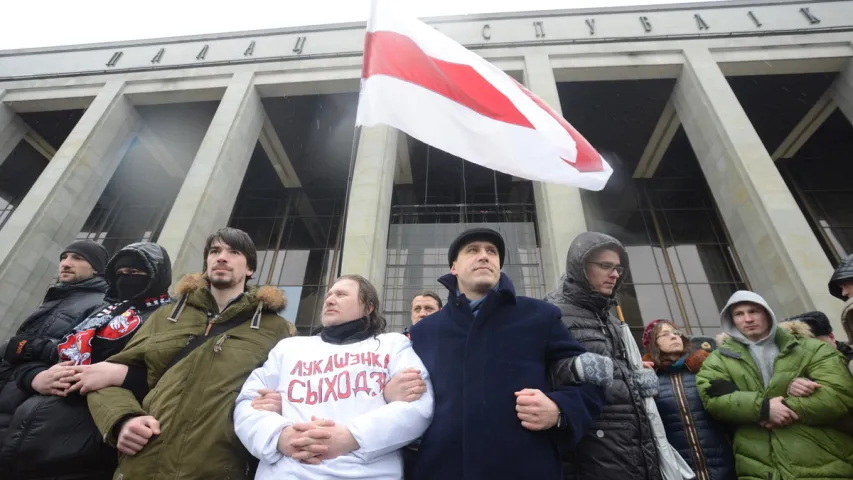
[0,242,172,480]
[545,232,661,480]
[0,240,109,439]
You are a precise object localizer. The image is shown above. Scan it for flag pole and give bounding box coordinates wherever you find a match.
[334,124,362,280]
[335,0,376,279]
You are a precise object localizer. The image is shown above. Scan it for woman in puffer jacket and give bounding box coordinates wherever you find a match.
[641,320,736,480]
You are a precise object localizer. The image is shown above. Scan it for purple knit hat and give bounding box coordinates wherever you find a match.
[642,319,677,351]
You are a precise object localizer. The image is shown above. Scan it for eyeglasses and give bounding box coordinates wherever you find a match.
[588,262,625,275]
[656,330,682,339]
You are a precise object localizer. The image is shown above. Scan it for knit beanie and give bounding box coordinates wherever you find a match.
[61,240,109,276]
[642,319,677,352]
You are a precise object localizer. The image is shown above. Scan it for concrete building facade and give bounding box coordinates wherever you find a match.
[2,0,853,341]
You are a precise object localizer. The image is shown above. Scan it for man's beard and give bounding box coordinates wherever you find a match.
[59,272,85,285]
[209,273,242,289]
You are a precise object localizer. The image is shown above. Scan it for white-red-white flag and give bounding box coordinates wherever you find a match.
[356,0,613,191]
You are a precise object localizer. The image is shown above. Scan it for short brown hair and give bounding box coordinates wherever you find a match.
[412,291,443,309]
[336,274,387,334]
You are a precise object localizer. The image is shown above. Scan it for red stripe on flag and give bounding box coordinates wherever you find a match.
[362,30,604,173]
[363,31,534,129]
[513,80,604,173]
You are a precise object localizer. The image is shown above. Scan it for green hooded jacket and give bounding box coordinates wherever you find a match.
[87,273,294,480]
[696,291,853,480]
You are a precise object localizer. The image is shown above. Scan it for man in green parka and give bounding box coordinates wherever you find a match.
[87,228,295,480]
[697,290,853,480]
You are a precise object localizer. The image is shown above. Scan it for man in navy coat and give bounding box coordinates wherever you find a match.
[408,228,609,480]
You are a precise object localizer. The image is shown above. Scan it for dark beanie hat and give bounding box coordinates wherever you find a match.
[448,228,506,268]
[783,311,833,337]
[111,251,149,275]
[61,240,109,276]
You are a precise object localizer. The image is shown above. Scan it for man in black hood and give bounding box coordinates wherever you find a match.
[545,232,661,480]
[0,242,172,480]
[0,240,109,440]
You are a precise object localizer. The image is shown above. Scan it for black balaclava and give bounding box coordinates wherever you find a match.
[112,253,151,301]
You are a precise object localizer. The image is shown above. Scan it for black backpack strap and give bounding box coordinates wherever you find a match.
[163,308,256,373]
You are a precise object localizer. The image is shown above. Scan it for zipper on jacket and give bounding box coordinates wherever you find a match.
[214,334,228,353]
[205,314,220,336]
[673,373,710,480]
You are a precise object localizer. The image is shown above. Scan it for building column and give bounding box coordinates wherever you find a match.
[0,97,27,169]
[524,54,588,291]
[832,58,853,123]
[340,125,398,295]
[674,47,840,332]
[0,82,141,340]
[157,72,265,284]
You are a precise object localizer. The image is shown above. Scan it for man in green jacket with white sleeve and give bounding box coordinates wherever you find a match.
[697,290,853,480]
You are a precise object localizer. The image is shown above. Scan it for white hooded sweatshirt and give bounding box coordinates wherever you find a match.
[234,333,433,480]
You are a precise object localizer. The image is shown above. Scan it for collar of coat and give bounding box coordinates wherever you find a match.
[46,276,109,299]
[715,322,801,359]
[438,272,517,305]
[166,273,288,329]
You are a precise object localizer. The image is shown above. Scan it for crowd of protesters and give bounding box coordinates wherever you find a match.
[0,225,851,480]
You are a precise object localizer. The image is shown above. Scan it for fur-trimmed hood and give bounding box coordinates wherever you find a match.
[174,273,287,312]
[778,319,816,339]
[167,273,288,330]
[717,319,817,345]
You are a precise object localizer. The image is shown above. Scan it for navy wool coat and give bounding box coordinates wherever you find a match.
[409,273,605,480]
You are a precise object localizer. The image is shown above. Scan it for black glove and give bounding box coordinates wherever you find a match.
[707,380,739,398]
[3,336,59,365]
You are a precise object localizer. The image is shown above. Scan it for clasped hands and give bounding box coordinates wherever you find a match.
[31,361,128,396]
[253,366,561,465]
[277,417,359,464]
[759,378,820,430]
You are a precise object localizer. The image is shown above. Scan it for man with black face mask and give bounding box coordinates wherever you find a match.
[0,242,172,480]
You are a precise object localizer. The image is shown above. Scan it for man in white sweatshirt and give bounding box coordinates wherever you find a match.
[234,274,434,480]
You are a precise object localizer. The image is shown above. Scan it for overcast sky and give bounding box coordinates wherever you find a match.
[1,0,711,50]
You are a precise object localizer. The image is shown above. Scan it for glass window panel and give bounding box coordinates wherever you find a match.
[653,247,677,284]
[672,245,709,284]
[624,246,662,284]
[813,193,853,227]
[633,284,679,325]
[587,210,651,246]
[673,244,739,285]
[665,246,687,284]
[684,283,724,329]
[661,210,718,245]
[662,284,686,325]
[649,188,706,210]
[710,283,741,317]
[277,250,311,286]
[678,285,701,329]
